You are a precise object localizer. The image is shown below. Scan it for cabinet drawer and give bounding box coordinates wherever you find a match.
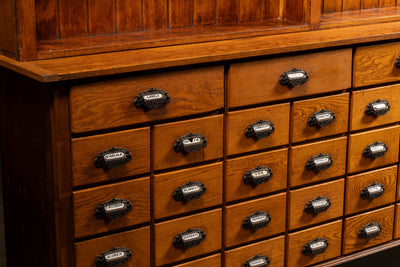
[224,236,285,267]
[343,205,394,254]
[75,226,150,267]
[225,148,287,202]
[289,136,347,187]
[71,127,150,187]
[70,66,224,133]
[287,220,342,267]
[73,177,150,238]
[155,209,222,266]
[288,179,344,230]
[292,93,349,143]
[394,204,400,239]
[350,85,400,131]
[173,254,221,267]
[229,49,352,108]
[153,115,223,170]
[348,125,400,174]
[227,103,290,156]
[345,166,397,215]
[154,162,223,219]
[224,193,286,247]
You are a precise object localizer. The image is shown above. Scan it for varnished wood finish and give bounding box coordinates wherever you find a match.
[59,0,87,39]
[394,204,400,239]
[173,254,221,267]
[0,0,17,57]
[398,166,400,201]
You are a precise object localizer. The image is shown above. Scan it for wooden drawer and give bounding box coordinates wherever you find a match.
[155,209,222,266]
[345,166,397,215]
[154,162,223,219]
[153,115,223,170]
[73,177,150,238]
[394,203,400,239]
[289,136,347,187]
[75,226,150,267]
[224,236,285,267]
[225,148,287,202]
[291,93,349,143]
[71,127,150,187]
[347,125,400,174]
[343,205,394,254]
[354,42,400,87]
[224,193,286,247]
[229,49,352,108]
[173,254,221,267]
[350,85,400,131]
[288,179,344,230]
[70,66,224,133]
[227,103,290,156]
[287,220,342,267]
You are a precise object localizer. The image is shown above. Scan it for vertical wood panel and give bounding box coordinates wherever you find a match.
[305,0,321,29]
[35,0,59,40]
[324,0,343,12]
[343,0,361,10]
[16,0,37,60]
[88,0,114,36]
[194,0,216,26]
[217,0,239,24]
[59,0,88,38]
[263,0,280,19]
[169,0,193,28]
[0,0,17,57]
[240,0,262,22]
[143,0,167,30]
[285,0,304,21]
[362,0,379,8]
[117,0,142,33]
[379,0,396,7]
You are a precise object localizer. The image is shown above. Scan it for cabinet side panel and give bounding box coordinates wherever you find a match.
[0,0,18,58]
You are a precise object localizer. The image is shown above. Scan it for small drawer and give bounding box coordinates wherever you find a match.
[288,179,344,230]
[287,220,342,267]
[172,254,221,267]
[224,236,285,267]
[345,166,397,215]
[71,127,150,187]
[289,136,347,187]
[291,93,349,143]
[347,125,400,174]
[343,205,394,254]
[153,115,223,170]
[154,162,223,219]
[75,226,150,267]
[225,148,287,202]
[229,49,352,108]
[155,209,222,266]
[224,193,286,247]
[394,204,400,239]
[73,177,150,238]
[70,66,224,133]
[227,103,290,156]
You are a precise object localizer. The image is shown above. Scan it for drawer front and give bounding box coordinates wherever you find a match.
[288,179,344,230]
[345,166,397,215]
[71,127,150,187]
[350,85,400,131]
[153,115,223,170]
[394,203,400,239]
[292,93,349,143]
[224,236,285,267]
[227,103,290,156]
[224,193,286,247]
[70,66,224,133]
[225,148,287,202]
[172,254,221,267]
[229,49,352,108]
[75,226,150,267]
[73,177,150,238]
[354,42,400,87]
[155,209,222,266]
[289,136,347,187]
[348,125,400,174]
[287,220,342,267]
[343,205,394,254]
[154,162,223,219]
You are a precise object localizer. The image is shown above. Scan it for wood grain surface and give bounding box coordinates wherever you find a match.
[173,254,221,267]
[394,203,400,239]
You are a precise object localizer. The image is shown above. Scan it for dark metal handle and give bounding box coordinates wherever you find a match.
[245,120,275,140]
[305,153,333,172]
[361,182,385,199]
[394,56,400,68]
[173,133,207,154]
[279,68,309,88]
[95,198,132,221]
[308,109,336,129]
[304,196,331,214]
[173,228,206,249]
[302,238,329,256]
[95,247,132,267]
[242,255,270,267]
[365,99,390,117]
[358,222,382,239]
[242,211,271,231]
[243,166,273,187]
[134,88,170,111]
[363,142,388,160]
[173,181,206,202]
[94,147,132,169]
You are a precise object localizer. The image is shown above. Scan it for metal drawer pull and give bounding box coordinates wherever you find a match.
[243,166,273,187]
[394,56,400,68]
[308,109,335,129]
[245,120,275,140]
[242,211,271,231]
[173,228,206,249]
[279,68,309,88]
[174,133,207,154]
[304,196,331,214]
[173,181,206,202]
[305,153,333,172]
[365,99,390,117]
[361,182,385,199]
[95,198,132,221]
[94,147,132,169]
[134,88,170,110]
[358,222,382,239]
[242,255,270,267]
[95,247,132,267]
[363,141,387,160]
[302,238,329,256]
